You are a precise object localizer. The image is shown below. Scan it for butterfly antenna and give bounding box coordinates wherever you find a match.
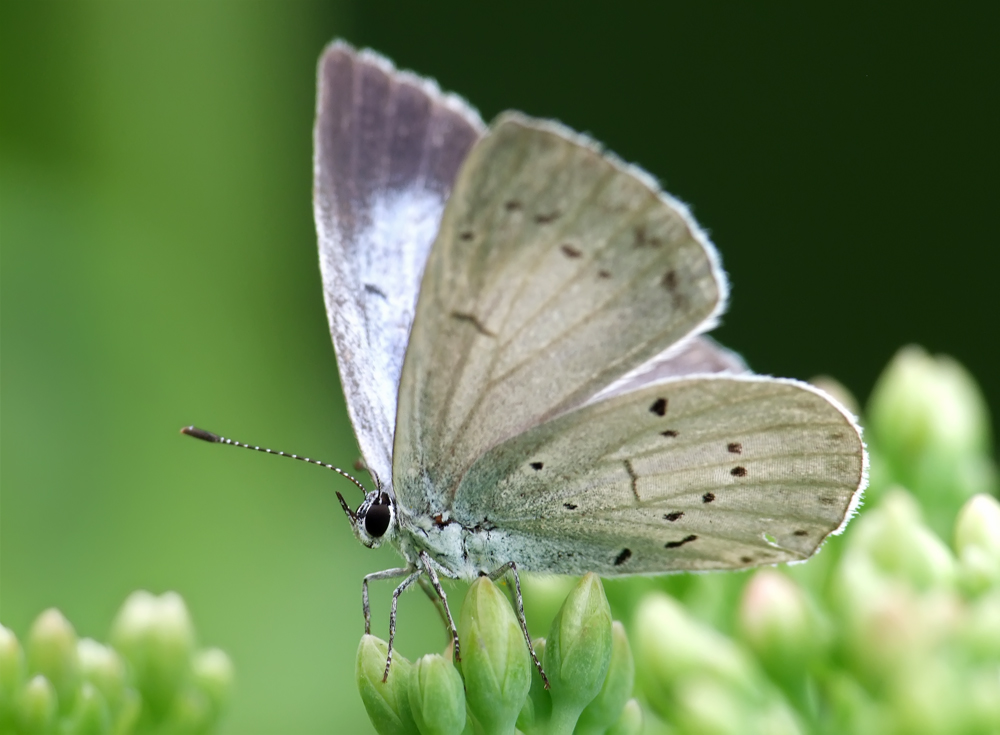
[180,426,369,499]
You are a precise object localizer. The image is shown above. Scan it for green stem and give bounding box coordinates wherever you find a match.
[546,702,584,735]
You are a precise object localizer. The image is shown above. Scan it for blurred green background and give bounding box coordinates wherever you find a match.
[2,3,997,733]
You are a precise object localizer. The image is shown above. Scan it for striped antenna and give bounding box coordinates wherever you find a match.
[180,426,369,497]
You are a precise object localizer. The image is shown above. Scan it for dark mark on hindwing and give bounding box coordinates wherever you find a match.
[505,200,522,211]
[727,442,742,454]
[625,459,640,501]
[665,534,698,549]
[741,555,753,563]
[819,496,837,506]
[649,398,668,416]
[661,429,678,437]
[459,230,474,241]
[702,492,715,503]
[662,270,678,291]
[530,461,544,471]
[664,511,684,522]
[598,269,612,279]
[614,548,632,566]
[534,211,560,224]
[450,311,495,337]
[633,225,661,248]
[794,529,808,536]
[731,466,747,477]
[563,503,578,510]
[364,283,388,299]
[560,244,582,258]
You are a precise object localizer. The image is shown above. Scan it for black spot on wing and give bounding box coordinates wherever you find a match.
[614,548,632,566]
[459,230,474,241]
[363,283,388,299]
[665,534,698,549]
[794,529,808,536]
[598,269,612,279]
[650,398,668,416]
[505,200,522,211]
[563,503,578,510]
[741,555,753,563]
[534,211,560,224]
[661,270,678,291]
[530,461,543,470]
[661,429,679,437]
[731,466,747,477]
[560,244,582,258]
[664,511,684,522]
[633,225,661,247]
[727,442,742,454]
[702,492,715,503]
[819,496,838,506]
[451,311,496,337]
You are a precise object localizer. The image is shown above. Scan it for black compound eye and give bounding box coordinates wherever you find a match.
[364,503,391,538]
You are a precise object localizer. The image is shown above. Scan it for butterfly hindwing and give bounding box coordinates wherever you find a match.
[394,114,728,511]
[314,43,484,488]
[451,376,865,575]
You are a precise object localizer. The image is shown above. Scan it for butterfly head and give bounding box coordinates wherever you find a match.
[339,489,396,548]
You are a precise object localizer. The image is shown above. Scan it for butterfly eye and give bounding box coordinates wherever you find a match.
[364,502,392,538]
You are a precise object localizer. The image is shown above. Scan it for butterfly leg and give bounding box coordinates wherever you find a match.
[383,569,423,683]
[488,561,549,688]
[362,566,411,635]
[418,551,461,663]
[417,576,452,636]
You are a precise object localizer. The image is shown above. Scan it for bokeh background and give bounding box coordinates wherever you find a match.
[3,2,998,733]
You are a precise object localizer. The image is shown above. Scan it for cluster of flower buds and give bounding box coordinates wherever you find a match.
[357,346,999,734]
[0,591,233,735]
[356,573,640,735]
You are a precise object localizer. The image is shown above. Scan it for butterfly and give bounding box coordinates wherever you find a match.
[185,41,866,686]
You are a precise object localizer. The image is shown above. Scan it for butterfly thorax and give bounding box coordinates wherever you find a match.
[393,504,522,581]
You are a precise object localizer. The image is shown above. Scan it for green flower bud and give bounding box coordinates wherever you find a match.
[955,494,1000,559]
[516,637,549,734]
[0,624,25,723]
[26,608,79,713]
[191,647,234,716]
[109,590,195,718]
[165,685,213,734]
[738,570,824,701]
[575,621,633,735]
[887,659,964,735]
[606,698,642,735]
[458,577,531,735]
[543,573,613,734]
[850,489,955,590]
[966,666,1000,732]
[355,635,417,735]
[77,639,126,714]
[113,688,141,735]
[408,654,465,735]
[960,591,1000,662]
[634,592,758,721]
[63,681,112,735]
[868,345,991,466]
[672,676,749,735]
[15,675,57,735]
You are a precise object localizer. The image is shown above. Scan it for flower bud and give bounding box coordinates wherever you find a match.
[606,698,643,735]
[26,608,79,712]
[15,675,57,734]
[77,638,126,713]
[868,345,991,466]
[63,681,112,735]
[166,685,213,734]
[355,635,417,735]
[850,489,955,591]
[960,591,1000,662]
[191,647,234,716]
[0,624,25,721]
[543,573,613,733]
[672,676,748,735]
[109,590,195,718]
[955,494,1000,558]
[633,592,758,720]
[458,577,531,735]
[738,570,824,706]
[575,621,634,735]
[408,654,465,735]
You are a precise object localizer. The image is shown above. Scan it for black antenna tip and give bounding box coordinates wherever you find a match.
[181,426,220,442]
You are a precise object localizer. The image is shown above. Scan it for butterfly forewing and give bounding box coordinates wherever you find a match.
[394,115,728,511]
[451,376,865,575]
[314,43,484,488]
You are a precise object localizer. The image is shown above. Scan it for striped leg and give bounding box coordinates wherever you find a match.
[383,570,423,682]
[419,551,461,663]
[489,561,548,688]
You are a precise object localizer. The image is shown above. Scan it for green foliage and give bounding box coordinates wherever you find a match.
[0,593,232,735]
[357,346,1000,734]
